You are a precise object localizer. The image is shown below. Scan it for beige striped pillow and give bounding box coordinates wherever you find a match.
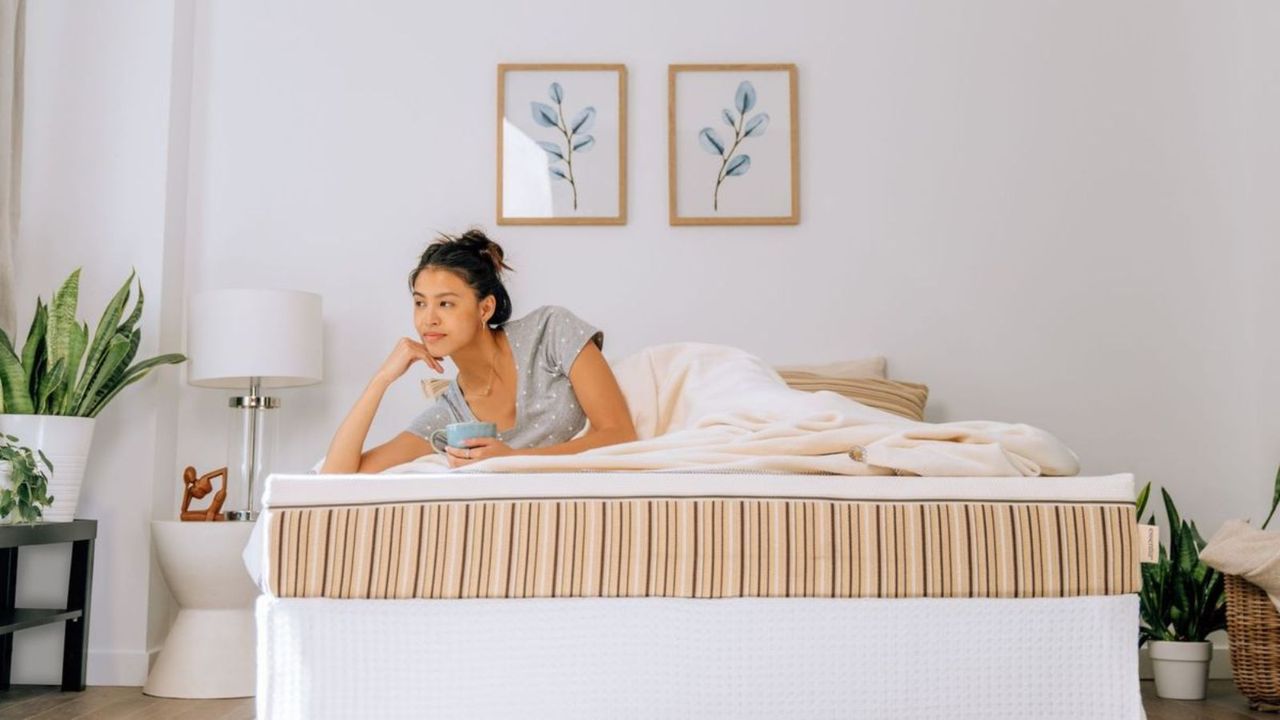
[774,356,886,380]
[777,371,929,421]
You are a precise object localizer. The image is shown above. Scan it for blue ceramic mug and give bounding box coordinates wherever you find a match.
[430,421,498,455]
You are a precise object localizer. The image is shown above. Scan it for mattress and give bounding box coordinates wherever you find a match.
[256,594,1144,719]
[260,472,1138,601]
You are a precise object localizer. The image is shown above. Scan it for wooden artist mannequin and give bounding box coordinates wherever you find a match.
[180,465,228,521]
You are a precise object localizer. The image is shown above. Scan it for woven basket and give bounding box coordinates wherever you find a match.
[1225,574,1280,711]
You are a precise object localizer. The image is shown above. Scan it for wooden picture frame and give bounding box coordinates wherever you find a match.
[497,64,627,225]
[668,64,799,225]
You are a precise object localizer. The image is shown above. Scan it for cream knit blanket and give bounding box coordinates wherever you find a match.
[394,342,1080,477]
[1201,519,1280,612]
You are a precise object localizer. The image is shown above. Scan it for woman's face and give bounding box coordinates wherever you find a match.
[412,268,494,356]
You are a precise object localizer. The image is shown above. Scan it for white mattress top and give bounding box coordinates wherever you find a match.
[261,472,1136,509]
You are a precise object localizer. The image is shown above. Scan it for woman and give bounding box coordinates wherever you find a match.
[322,230,637,473]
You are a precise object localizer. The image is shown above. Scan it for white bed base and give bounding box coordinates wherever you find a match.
[256,594,1143,719]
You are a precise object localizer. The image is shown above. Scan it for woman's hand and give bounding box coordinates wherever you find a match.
[444,437,515,468]
[376,338,445,385]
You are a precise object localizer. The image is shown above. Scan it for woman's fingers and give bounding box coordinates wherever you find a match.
[421,347,444,374]
[407,340,445,374]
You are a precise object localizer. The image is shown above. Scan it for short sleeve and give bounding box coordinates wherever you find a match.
[539,305,604,377]
[405,397,458,439]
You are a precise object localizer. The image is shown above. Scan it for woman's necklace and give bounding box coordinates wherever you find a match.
[465,337,501,398]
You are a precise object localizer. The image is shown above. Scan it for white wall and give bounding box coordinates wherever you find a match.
[13,0,1279,685]
[14,0,181,684]
[179,0,1280,529]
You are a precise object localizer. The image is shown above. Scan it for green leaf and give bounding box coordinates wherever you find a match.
[21,299,47,401]
[118,276,144,335]
[1200,574,1225,628]
[85,352,186,417]
[1188,520,1208,552]
[1136,482,1151,521]
[51,321,88,416]
[0,338,33,414]
[1176,523,1199,576]
[1161,488,1181,536]
[73,333,130,416]
[1264,464,1280,531]
[46,269,81,379]
[72,270,133,409]
[83,328,139,415]
[34,358,65,414]
[120,352,187,382]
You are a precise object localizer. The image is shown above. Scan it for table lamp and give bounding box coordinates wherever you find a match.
[187,289,322,521]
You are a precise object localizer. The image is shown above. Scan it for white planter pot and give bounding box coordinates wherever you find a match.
[0,415,97,522]
[1149,640,1212,700]
[0,460,10,522]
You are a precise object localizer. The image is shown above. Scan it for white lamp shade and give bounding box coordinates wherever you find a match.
[187,289,323,389]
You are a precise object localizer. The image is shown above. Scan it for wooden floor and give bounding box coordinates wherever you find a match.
[1142,680,1280,719]
[0,680,1275,718]
[0,686,253,719]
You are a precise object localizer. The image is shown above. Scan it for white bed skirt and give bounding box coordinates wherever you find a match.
[257,594,1143,719]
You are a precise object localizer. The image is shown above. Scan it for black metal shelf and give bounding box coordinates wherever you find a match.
[0,520,98,549]
[0,608,84,635]
[0,520,97,692]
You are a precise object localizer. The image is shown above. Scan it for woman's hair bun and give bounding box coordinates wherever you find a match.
[454,229,512,276]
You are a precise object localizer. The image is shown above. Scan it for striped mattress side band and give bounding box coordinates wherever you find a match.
[265,498,1139,600]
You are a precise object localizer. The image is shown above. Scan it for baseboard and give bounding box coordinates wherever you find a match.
[87,649,154,686]
[1139,644,1232,680]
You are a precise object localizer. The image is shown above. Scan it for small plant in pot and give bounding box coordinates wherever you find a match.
[1136,482,1226,700]
[0,433,54,523]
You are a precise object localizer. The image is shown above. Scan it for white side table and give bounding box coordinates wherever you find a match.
[144,520,259,698]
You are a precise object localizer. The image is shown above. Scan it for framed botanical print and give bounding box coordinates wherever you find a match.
[668,64,799,225]
[497,64,627,225]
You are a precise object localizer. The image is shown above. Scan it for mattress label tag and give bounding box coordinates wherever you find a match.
[1138,524,1160,563]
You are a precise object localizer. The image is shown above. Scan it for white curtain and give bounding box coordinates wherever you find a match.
[0,0,22,338]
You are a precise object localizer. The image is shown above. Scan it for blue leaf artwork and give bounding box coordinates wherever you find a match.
[698,80,769,211]
[537,141,565,160]
[530,83,596,210]
[725,154,751,176]
[698,128,726,156]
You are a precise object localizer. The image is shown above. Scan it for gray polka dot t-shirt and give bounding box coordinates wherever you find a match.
[406,305,604,449]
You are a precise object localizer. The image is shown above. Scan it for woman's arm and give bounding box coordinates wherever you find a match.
[320,339,441,474]
[517,342,637,456]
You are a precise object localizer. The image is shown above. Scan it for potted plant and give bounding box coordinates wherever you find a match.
[1136,481,1226,700]
[0,433,54,523]
[0,269,185,521]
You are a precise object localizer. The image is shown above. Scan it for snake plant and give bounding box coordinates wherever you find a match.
[1136,482,1227,644]
[0,269,185,417]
